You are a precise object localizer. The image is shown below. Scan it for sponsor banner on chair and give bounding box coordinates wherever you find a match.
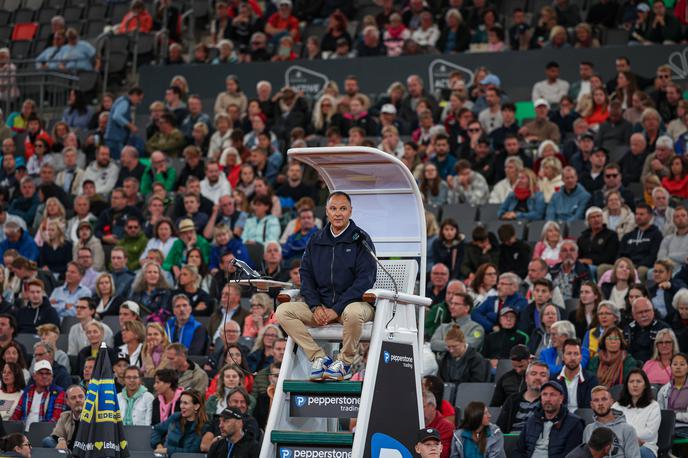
[276,446,352,458]
[289,394,360,418]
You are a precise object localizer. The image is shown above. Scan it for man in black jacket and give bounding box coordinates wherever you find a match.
[624,297,669,363]
[275,192,376,382]
[16,278,59,334]
[497,360,549,433]
[577,207,619,267]
[207,408,260,458]
[490,344,530,407]
[513,380,584,458]
[618,203,663,277]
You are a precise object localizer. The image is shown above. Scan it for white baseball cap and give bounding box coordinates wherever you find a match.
[33,360,53,374]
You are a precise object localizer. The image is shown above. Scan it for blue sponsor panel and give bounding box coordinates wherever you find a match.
[370,433,414,458]
[289,394,360,418]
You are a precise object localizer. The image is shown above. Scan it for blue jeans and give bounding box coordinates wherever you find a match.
[640,446,656,458]
[41,436,57,448]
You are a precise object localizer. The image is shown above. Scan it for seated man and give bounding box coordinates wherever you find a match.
[472,272,527,333]
[430,292,484,352]
[164,343,208,393]
[206,407,261,458]
[276,191,376,381]
[117,366,154,426]
[42,384,85,449]
[11,360,65,431]
[164,294,208,356]
[497,360,549,433]
[566,426,615,458]
[624,297,669,364]
[552,338,597,412]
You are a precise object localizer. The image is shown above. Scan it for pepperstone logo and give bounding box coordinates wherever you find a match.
[295,396,306,407]
[383,351,390,364]
[285,66,329,98]
[428,59,474,95]
[277,446,352,458]
[289,394,359,418]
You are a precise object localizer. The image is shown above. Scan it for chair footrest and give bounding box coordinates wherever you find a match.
[283,380,362,395]
[308,322,372,341]
[271,431,354,446]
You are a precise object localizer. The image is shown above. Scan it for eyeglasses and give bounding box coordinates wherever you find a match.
[124,376,140,380]
[605,173,619,178]
[658,74,671,79]
[468,128,482,132]
[657,341,674,345]
[126,226,139,230]
[606,335,621,341]
[21,443,31,448]
[264,333,278,338]
[35,144,45,148]
[75,305,88,310]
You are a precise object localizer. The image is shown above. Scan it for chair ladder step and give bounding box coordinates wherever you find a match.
[282,380,363,395]
[271,430,354,446]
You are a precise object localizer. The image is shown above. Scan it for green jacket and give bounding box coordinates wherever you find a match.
[587,353,639,386]
[140,165,177,195]
[116,232,149,271]
[163,236,210,272]
[425,301,450,340]
[144,129,185,156]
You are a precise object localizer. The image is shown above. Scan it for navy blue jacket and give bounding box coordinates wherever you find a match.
[513,406,584,458]
[553,370,598,410]
[300,220,377,315]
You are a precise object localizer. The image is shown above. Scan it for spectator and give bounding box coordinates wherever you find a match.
[438,325,489,384]
[151,389,208,455]
[448,160,489,206]
[582,386,641,457]
[512,380,584,458]
[472,272,526,333]
[450,401,505,458]
[532,222,564,268]
[165,343,209,393]
[460,226,499,279]
[431,292,483,352]
[48,261,91,319]
[642,328,679,385]
[165,294,208,356]
[577,206,620,267]
[0,362,26,420]
[429,219,465,280]
[497,360,549,433]
[200,161,231,205]
[140,322,170,378]
[67,297,114,356]
[618,204,663,274]
[650,259,684,323]
[546,167,590,221]
[520,99,562,144]
[657,352,688,438]
[16,279,59,334]
[145,114,185,157]
[426,280,465,340]
[532,62,570,107]
[151,368,183,424]
[602,190,636,240]
[582,300,620,358]
[117,366,153,426]
[11,360,65,430]
[104,87,143,160]
[588,326,639,388]
[642,135,675,182]
[550,337,596,412]
[242,195,280,245]
[568,280,602,339]
[612,368,662,458]
[206,406,261,458]
[130,261,173,322]
[662,156,688,199]
[357,26,386,57]
[58,28,96,71]
[624,297,670,364]
[483,307,528,364]
[489,344,530,408]
[497,223,531,280]
[40,384,85,449]
[76,320,118,371]
[498,169,546,221]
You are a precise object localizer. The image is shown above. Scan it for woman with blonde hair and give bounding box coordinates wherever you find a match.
[243,293,276,338]
[94,272,125,317]
[38,219,72,278]
[77,320,118,369]
[310,94,339,136]
[643,328,679,385]
[603,190,636,238]
[537,156,564,203]
[532,221,563,267]
[247,324,283,372]
[498,169,546,221]
[141,323,171,377]
[33,196,66,246]
[131,261,173,322]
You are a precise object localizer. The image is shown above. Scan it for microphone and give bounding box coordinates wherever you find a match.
[231,258,262,279]
[353,229,399,300]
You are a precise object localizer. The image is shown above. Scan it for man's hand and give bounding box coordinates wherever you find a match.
[56,438,68,450]
[313,306,337,326]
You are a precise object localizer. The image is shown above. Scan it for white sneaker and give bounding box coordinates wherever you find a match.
[309,356,332,381]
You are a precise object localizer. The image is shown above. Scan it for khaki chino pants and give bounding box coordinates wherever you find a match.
[275,301,374,364]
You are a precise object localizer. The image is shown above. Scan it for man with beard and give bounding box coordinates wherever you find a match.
[581,385,640,458]
[206,407,260,458]
[497,361,549,432]
[513,380,584,458]
[553,339,597,412]
[43,384,86,449]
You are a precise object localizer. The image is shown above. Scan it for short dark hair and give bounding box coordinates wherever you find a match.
[497,223,515,242]
[78,296,97,311]
[546,61,560,69]
[128,87,143,96]
[502,102,516,112]
[618,368,653,408]
[532,278,553,291]
[167,86,182,98]
[580,61,594,68]
[154,368,179,389]
[327,191,351,205]
[0,313,17,336]
[588,427,614,451]
[636,202,652,214]
[562,338,581,353]
[472,226,489,242]
[434,134,449,144]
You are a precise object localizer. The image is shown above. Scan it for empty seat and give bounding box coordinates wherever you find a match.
[84,19,104,38]
[27,422,55,447]
[11,22,38,40]
[443,382,456,405]
[10,40,31,59]
[62,5,81,21]
[495,359,513,383]
[454,382,495,414]
[477,204,501,223]
[15,333,40,351]
[487,406,501,421]
[36,7,57,24]
[85,3,105,20]
[123,425,153,450]
[0,11,11,26]
[442,203,478,222]
[60,316,79,333]
[4,421,24,434]
[13,8,34,22]
[658,409,675,457]
[108,2,129,22]
[56,334,69,352]
[23,0,43,10]
[565,298,580,314]
[575,408,594,425]
[566,220,587,239]
[526,220,548,243]
[77,69,98,93]
[30,448,68,458]
[102,315,121,334]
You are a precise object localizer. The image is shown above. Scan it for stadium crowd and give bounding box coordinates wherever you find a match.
[3,0,688,457]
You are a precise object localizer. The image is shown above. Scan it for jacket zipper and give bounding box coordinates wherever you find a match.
[330,244,336,305]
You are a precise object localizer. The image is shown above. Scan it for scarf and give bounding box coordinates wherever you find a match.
[158,387,184,422]
[596,350,625,387]
[121,385,147,425]
[513,186,531,201]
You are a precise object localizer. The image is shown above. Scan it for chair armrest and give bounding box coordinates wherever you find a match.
[364,288,432,307]
[277,289,300,304]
